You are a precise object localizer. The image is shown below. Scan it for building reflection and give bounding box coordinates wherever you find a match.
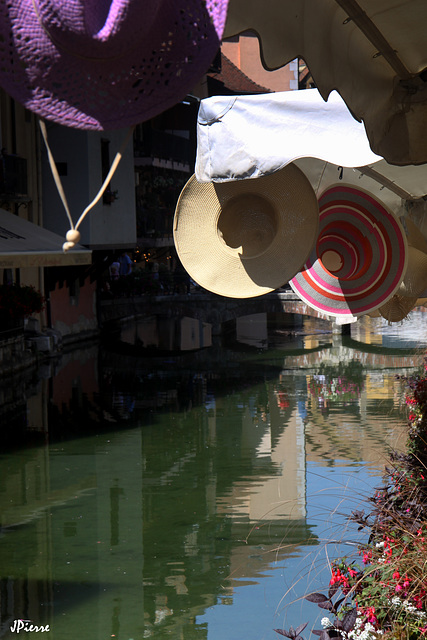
[0,448,52,635]
[353,310,427,349]
[0,325,424,638]
[119,315,212,352]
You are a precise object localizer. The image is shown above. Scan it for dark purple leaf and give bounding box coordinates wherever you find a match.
[274,630,291,637]
[318,601,334,612]
[312,630,331,640]
[295,622,308,636]
[328,582,339,599]
[335,597,345,612]
[342,608,358,633]
[305,593,329,604]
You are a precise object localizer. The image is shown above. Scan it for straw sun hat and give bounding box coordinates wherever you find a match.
[377,220,427,322]
[0,0,228,130]
[378,294,419,323]
[290,184,408,318]
[173,163,319,298]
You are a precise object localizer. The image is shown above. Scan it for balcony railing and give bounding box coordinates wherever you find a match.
[134,130,191,165]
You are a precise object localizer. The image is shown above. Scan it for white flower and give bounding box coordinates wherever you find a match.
[321,617,332,628]
[389,596,427,619]
[347,616,383,640]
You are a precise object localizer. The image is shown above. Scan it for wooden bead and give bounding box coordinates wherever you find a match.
[66,229,81,243]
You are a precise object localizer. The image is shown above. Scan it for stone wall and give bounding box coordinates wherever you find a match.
[0,330,36,378]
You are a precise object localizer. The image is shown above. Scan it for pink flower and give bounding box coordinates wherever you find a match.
[364,606,378,626]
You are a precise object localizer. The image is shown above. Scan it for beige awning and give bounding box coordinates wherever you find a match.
[223,0,427,166]
[0,208,92,268]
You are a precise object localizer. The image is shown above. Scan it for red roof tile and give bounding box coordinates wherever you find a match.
[208,53,270,94]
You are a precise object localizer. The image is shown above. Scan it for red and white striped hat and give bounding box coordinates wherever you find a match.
[290,185,408,318]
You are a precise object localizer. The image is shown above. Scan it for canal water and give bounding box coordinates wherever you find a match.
[0,311,426,640]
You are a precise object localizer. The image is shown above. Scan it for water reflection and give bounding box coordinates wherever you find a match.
[119,315,212,352]
[0,316,425,639]
[353,309,427,349]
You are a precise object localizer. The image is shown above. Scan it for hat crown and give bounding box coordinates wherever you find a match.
[34,0,157,58]
[173,165,319,298]
[218,194,278,258]
[1,0,228,130]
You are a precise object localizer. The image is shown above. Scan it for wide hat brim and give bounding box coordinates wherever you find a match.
[0,0,227,130]
[173,163,319,298]
[396,245,427,299]
[378,294,417,322]
[371,295,426,321]
[290,184,408,317]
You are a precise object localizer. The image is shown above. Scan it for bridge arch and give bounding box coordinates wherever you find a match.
[100,291,334,334]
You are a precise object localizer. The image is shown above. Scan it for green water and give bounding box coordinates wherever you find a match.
[0,317,424,640]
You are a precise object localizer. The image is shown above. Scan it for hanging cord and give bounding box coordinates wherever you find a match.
[315,161,328,196]
[39,119,135,252]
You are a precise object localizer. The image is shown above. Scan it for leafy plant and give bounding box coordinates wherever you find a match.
[305,583,345,616]
[274,622,308,639]
[0,283,45,321]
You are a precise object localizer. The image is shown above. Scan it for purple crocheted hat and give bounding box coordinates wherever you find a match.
[0,0,228,130]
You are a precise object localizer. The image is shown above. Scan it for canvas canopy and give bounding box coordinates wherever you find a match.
[223,0,427,166]
[0,208,92,268]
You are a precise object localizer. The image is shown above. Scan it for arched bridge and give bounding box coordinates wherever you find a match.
[100,291,333,334]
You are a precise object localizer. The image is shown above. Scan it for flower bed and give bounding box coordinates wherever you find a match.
[277,363,427,640]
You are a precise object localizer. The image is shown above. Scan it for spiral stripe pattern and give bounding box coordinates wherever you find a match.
[290,185,407,317]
